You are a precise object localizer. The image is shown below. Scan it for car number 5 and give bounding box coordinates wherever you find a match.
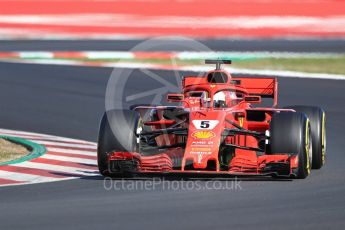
[200,121,210,129]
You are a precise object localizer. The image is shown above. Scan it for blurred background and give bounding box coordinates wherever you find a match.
[0,0,344,75]
[0,0,344,39]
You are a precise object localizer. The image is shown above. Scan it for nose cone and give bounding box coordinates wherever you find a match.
[182,110,226,171]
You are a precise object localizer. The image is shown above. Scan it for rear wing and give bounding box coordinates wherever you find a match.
[232,77,278,107]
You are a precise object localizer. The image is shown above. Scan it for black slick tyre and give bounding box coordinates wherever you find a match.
[284,106,326,169]
[270,112,312,179]
[97,110,141,177]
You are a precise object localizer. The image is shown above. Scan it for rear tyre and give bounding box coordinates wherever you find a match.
[284,106,326,169]
[97,110,141,177]
[270,112,312,179]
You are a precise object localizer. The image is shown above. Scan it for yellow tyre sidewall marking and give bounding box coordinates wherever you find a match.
[305,119,311,175]
[321,112,326,165]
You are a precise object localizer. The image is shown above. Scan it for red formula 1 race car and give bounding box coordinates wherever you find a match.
[98,60,326,179]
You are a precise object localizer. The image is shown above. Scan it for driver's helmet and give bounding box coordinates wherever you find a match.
[213,91,227,108]
[227,91,240,106]
[228,91,237,100]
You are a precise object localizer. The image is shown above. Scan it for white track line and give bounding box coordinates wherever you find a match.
[106,62,345,80]
[26,137,97,145]
[18,162,99,176]
[0,170,59,183]
[224,67,345,80]
[34,140,97,149]
[47,147,96,157]
[40,154,97,165]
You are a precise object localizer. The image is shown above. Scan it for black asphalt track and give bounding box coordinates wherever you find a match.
[0,39,344,52]
[0,61,344,230]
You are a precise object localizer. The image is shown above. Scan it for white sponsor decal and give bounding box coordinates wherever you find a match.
[192,120,219,130]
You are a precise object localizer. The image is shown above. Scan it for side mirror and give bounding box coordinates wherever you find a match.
[244,95,261,104]
[167,93,184,102]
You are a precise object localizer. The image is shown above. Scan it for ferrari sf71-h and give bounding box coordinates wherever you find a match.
[98,60,326,179]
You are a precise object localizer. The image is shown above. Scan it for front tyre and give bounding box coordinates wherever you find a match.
[284,106,326,169]
[270,112,312,179]
[97,110,141,177]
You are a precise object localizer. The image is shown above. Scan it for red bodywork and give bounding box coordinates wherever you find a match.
[108,68,299,177]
